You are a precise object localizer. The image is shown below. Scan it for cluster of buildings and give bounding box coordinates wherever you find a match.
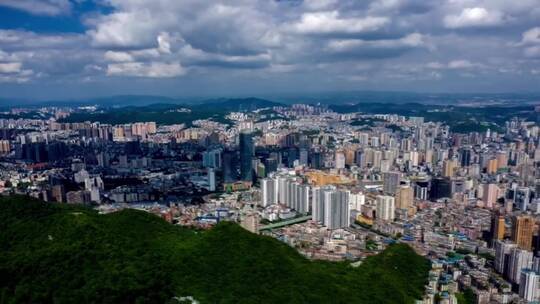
[1,103,540,303]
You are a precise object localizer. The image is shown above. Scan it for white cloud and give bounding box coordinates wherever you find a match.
[444,7,504,29]
[0,62,22,73]
[104,51,134,62]
[106,62,186,78]
[292,11,389,35]
[426,59,484,70]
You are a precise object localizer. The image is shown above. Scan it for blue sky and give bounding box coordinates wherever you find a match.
[0,0,539,100]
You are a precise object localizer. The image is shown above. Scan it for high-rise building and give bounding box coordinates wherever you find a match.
[494,240,516,275]
[239,132,254,182]
[383,171,401,195]
[460,148,472,167]
[335,151,345,169]
[312,186,349,229]
[515,187,531,211]
[491,215,506,242]
[519,269,540,302]
[261,178,276,207]
[482,183,499,209]
[203,148,222,169]
[376,195,395,222]
[395,185,413,211]
[442,159,457,177]
[487,158,498,174]
[512,215,535,251]
[509,248,534,283]
[207,168,216,192]
[222,150,237,183]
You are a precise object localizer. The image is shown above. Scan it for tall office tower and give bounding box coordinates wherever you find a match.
[312,186,349,229]
[261,178,276,207]
[239,131,254,182]
[430,177,452,201]
[512,215,535,251]
[208,168,216,191]
[376,195,395,222]
[395,185,413,210]
[491,215,506,242]
[383,171,401,195]
[202,148,222,169]
[515,187,531,211]
[482,183,499,209]
[494,240,517,275]
[460,147,472,167]
[442,159,457,177]
[509,248,534,284]
[520,269,540,302]
[335,151,345,169]
[222,150,237,183]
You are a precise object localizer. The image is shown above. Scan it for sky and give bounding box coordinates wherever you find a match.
[0,0,539,100]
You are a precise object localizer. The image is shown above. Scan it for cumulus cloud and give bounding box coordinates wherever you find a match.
[291,11,389,36]
[106,62,185,78]
[444,7,504,29]
[1,0,539,93]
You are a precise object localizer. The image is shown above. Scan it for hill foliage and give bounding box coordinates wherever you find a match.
[0,196,430,303]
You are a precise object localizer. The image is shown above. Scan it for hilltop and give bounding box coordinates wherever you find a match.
[0,196,430,303]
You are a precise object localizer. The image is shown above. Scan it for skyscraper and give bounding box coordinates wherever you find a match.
[494,240,516,275]
[376,195,395,222]
[491,214,505,242]
[512,215,535,251]
[261,178,276,207]
[383,171,401,195]
[519,269,540,302]
[239,131,254,182]
[509,248,534,284]
[312,186,349,229]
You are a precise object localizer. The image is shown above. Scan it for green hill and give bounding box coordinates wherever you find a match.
[0,196,430,303]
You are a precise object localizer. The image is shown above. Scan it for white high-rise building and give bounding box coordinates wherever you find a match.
[262,175,309,213]
[519,269,540,302]
[349,192,365,211]
[376,195,395,221]
[208,168,216,192]
[261,178,276,207]
[335,152,345,169]
[312,186,349,229]
[509,248,534,284]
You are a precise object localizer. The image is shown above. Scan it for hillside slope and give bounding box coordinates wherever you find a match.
[0,196,430,303]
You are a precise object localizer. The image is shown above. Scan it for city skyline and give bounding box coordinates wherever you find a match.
[0,0,540,99]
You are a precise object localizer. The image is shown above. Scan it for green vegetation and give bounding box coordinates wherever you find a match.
[332,102,536,133]
[0,196,430,303]
[59,98,282,126]
[455,288,475,304]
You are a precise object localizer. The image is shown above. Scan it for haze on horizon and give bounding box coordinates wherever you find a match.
[0,0,539,100]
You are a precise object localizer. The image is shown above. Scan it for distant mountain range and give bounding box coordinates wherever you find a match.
[2,91,539,108]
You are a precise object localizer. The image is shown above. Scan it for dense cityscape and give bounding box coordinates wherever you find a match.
[0,100,539,303]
